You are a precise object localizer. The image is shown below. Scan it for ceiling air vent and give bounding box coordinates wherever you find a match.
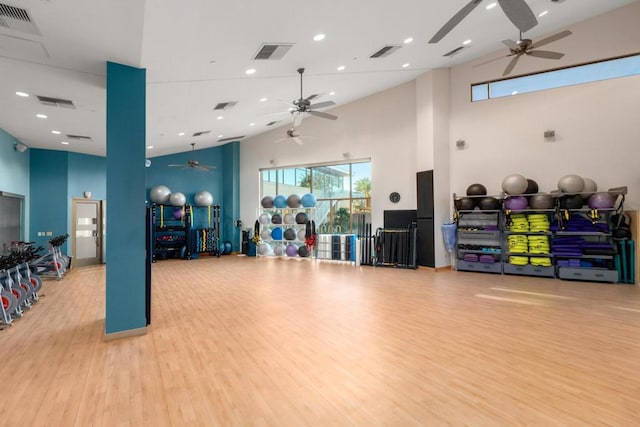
[370,45,401,58]
[192,130,211,137]
[443,46,466,57]
[218,136,245,143]
[37,95,76,109]
[66,134,93,142]
[0,3,40,36]
[253,43,294,60]
[266,121,279,127]
[213,101,237,111]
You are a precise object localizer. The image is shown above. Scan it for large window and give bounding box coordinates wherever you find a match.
[260,160,371,234]
[471,53,640,102]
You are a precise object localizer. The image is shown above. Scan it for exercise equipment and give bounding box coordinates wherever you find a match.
[223,241,232,254]
[558,174,585,193]
[194,191,214,206]
[271,227,283,240]
[466,183,487,196]
[298,246,310,257]
[582,178,598,198]
[189,204,221,257]
[273,244,285,256]
[525,179,539,194]
[295,212,309,224]
[284,228,296,240]
[273,195,287,208]
[169,192,186,206]
[504,196,528,211]
[283,213,295,224]
[478,197,500,211]
[529,193,554,210]
[588,192,616,209]
[297,229,306,241]
[374,223,418,269]
[260,229,271,240]
[257,243,270,255]
[149,185,171,204]
[502,174,528,195]
[300,193,316,208]
[271,213,282,224]
[560,195,584,209]
[455,197,476,211]
[259,213,271,224]
[287,194,301,208]
[285,244,298,257]
[173,207,184,220]
[261,196,274,208]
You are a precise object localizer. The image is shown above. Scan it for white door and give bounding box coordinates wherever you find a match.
[73,199,102,266]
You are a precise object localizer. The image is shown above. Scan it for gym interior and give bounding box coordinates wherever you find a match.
[1,1,639,425]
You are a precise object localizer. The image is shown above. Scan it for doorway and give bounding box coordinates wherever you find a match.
[72,198,104,267]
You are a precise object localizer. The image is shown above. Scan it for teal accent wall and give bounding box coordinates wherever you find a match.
[105,61,147,334]
[0,129,30,242]
[29,149,68,251]
[68,152,107,200]
[222,141,240,251]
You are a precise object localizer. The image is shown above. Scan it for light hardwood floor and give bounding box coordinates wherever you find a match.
[1,256,639,426]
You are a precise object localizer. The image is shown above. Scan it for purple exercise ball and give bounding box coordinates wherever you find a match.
[588,192,616,209]
[286,244,298,257]
[504,196,528,211]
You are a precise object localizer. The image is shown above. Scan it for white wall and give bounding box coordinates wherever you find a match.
[449,2,640,209]
[240,81,418,230]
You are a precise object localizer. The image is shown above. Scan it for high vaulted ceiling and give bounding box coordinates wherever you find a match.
[1,0,637,157]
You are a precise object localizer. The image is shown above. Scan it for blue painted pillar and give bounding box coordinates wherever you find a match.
[222,141,240,251]
[105,62,147,335]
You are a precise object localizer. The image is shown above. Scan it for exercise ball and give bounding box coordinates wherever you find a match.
[529,194,555,210]
[297,229,306,241]
[273,244,285,256]
[287,194,301,208]
[260,229,271,241]
[478,197,500,211]
[588,192,616,209]
[169,192,186,207]
[271,227,283,240]
[286,244,298,257]
[257,243,270,255]
[466,183,487,196]
[502,174,528,195]
[550,189,562,197]
[558,174,585,193]
[560,195,584,209]
[271,213,282,224]
[298,246,310,257]
[455,197,476,211]
[261,196,274,208]
[149,185,171,204]
[504,196,528,211]
[259,213,271,224]
[582,178,598,199]
[301,193,316,208]
[223,241,232,254]
[525,179,539,194]
[194,191,213,206]
[273,195,287,208]
[284,228,296,241]
[283,213,295,224]
[173,207,184,220]
[295,212,309,224]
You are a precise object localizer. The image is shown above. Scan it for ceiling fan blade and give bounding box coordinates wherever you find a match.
[309,101,335,109]
[473,54,512,68]
[497,0,537,33]
[273,137,287,144]
[304,94,321,102]
[168,164,187,167]
[429,0,482,44]
[193,165,212,172]
[292,136,304,145]
[502,39,520,50]
[308,111,338,120]
[531,30,572,49]
[526,50,564,60]
[293,112,305,127]
[503,55,521,76]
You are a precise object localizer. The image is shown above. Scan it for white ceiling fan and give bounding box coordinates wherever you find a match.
[168,143,216,171]
[273,128,317,145]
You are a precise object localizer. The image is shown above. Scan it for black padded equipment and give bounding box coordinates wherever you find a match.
[466,183,487,196]
[559,194,584,210]
[455,197,476,211]
[478,197,500,211]
[525,179,539,194]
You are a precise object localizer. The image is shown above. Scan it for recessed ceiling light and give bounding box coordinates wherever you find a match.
[329,91,336,96]
[486,2,497,10]
[51,130,61,135]
[16,91,29,97]
[249,122,255,126]
[538,10,548,17]
[147,145,154,149]
[178,132,185,136]
[313,33,325,41]
[463,39,472,45]
[245,68,256,75]
[337,65,345,71]
[61,141,69,145]
[404,37,414,44]
[217,134,224,138]
[511,90,519,95]
[259,97,267,102]
[402,63,410,68]
[36,114,47,119]
[217,116,224,120]
[288,107,295,111]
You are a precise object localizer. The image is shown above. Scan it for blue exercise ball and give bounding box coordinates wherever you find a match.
[300,193,316,208]
[271,227,283,240]
[273,195,287,208]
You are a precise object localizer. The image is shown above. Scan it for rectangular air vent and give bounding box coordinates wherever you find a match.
[253,43,294,60]
[193,130,210,137]
[213,101,237,111]
[218,136,245,143]
[66,134,93,142]
[266,121,279,127]
[370,45,401,58]
[443,46,465,57]
[37,95,76,109]
[0,3,40,36]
